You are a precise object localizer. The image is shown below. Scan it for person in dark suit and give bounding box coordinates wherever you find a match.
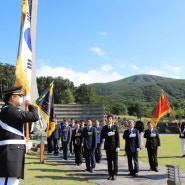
[0,86,39,185]
[101,114,120,181]
[94,119,102,163]
[80,120,86,158]
[53,118,61,156]
[83,119,97,173]
[179,121,185,157]
[69,118,76,155]
[144,122,160,172]
[60,118,72,160]
[123,120,140,177]
[135,117,144,149]
[72,122,83,165]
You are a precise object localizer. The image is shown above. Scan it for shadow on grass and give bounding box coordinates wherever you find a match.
[158,156,181,158]
[34,175,89,182]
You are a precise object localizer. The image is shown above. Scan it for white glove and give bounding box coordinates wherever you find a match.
[136,148,140,151]
[150,133,156,137]
[26,141,32,150]
[108,131,115,136]
[25,96,31,101]
[116,147,120,152]
[129,133,136,138]
[157,146,160,149]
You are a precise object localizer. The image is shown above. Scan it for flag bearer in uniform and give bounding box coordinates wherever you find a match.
[0,86,39,185]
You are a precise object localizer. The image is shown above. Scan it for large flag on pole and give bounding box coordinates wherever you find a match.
[14,0,32,97]
[151,91,172,126]
[34,82,56,137]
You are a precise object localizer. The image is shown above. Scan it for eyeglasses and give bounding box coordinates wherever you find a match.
[12,94,24,97]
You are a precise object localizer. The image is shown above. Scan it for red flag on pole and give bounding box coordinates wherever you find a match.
[151,91,172,126]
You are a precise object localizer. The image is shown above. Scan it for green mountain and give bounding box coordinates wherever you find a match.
[91,74,185,103]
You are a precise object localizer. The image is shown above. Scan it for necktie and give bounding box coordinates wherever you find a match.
[108,126,111,131]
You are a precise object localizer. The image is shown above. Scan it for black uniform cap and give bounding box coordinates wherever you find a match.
[2,86,23,95]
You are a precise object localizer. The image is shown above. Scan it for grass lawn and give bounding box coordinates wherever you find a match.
[120,134,185,170]
[19,150,95,185]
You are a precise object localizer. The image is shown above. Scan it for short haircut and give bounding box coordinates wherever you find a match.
[107,114,114,119]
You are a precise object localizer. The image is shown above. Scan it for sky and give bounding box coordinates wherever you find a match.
[0,0,185,86]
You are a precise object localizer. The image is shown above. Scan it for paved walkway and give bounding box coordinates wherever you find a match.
[45,151,185,185]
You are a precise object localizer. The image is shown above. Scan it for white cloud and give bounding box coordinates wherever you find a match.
[130,64,139,70]
[100,32,107,36]
[101,64,112,72]
[90,47,105,56]
[163,64,181,73]
[36,64,124,86]
[146,70,164,76]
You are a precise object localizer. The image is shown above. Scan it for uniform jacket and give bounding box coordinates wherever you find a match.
[123,128,140,152]
[0,104,39,178]
[60,125,72,142]
[144,129,160,149]
[101,124,120,151]
[83,126,97,149]
[53,123,61,139]
[94,125,102,144]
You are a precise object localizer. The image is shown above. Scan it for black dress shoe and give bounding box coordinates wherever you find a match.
[107,176,112,180]
[182,155,185,157]
[90,168,94,173]
[127,172,133,176]
[154,168,158,172]
[84,169,90,172]
[112,175,117,180]
[132,173,138,177]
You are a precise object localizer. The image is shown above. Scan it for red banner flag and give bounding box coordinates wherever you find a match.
[151,91,172,126]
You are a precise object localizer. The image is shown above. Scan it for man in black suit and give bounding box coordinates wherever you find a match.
[0,86,39,184]
[101,114,120,181]
[83,119,97,173]
[123,120,140,177]
[144,122,160,172]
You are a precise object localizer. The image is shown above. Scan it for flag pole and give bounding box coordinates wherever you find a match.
[170,111,181,133]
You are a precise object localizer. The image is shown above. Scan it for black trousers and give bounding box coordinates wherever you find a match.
[74,144,82,165]
[105,149,118,176]
[47,136,53,152]
[126,151,139,174]
[84,147,96,170]
[62,141,70,160]
[147,148,158,170]
[53,138,60,154]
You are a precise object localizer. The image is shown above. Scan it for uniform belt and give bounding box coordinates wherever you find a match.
[0,140,26,145]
